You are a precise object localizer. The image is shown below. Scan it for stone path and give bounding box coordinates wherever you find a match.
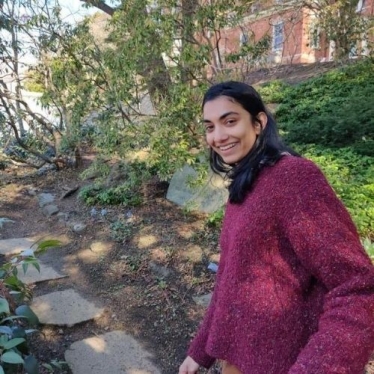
[0,191,162,374]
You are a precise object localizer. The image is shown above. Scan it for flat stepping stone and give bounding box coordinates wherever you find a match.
[0,236,70,256]
[30,289,104,326]
[0,237,37,255]
[65,331,161,374]
[17,261,67,285]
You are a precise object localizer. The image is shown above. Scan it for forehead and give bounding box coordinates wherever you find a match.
[203,96,243,120]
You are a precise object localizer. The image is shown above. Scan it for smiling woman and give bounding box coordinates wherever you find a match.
[179,81,374,374]
[203,96,264,165]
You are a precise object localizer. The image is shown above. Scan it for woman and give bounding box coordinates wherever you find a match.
[179,81,374,374]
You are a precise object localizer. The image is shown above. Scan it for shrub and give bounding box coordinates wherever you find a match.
[295,144,374,238]
[79,161,151,206]
[257,80,291,104]
[277,60,374,155]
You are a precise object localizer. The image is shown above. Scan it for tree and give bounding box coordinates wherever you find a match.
[301,0,370,59]
[0,0,77,167]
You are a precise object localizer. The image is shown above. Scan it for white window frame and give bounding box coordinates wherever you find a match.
[309,22,320,49]
[356,0,365,12]
[272,22,284,51]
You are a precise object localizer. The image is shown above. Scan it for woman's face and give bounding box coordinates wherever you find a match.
[203,96,265,164]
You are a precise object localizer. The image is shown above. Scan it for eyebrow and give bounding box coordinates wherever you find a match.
[203,111,239,123]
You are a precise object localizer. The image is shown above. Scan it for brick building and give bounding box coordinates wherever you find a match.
[216,0,373,68]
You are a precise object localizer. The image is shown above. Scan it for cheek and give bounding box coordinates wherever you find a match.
[206,133,214,147]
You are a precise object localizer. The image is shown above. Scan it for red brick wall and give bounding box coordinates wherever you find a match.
[202,0,373,77]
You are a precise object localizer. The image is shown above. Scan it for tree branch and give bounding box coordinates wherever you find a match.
[79,0,116,16]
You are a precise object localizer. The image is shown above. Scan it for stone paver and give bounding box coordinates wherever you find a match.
[17,261,67,285]
[0,237,37,255]
[65,331,161,374]
[30,289,104,326]
[0,235,70,255]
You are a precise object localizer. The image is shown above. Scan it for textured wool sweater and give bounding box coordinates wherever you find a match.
[188,156,374,374]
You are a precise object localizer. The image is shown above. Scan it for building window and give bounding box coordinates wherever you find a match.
[240,32,249,46]
[349,43,358,59]
[309,22,320,49]
[356,0,365,12]
[273,22,284,51]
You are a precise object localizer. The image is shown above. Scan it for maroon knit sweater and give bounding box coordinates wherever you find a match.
[188,156,374,374]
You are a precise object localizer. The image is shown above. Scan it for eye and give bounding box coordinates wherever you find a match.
[225,118,236,126]
[205,124,214,133]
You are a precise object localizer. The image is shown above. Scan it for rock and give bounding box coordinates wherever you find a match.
[26,188,37,196]
[60,186,80,199]
[73,223,87,233]
[37,193,55,208]
[30,289,104,326]
[166,164,228,213]
[42,204,59,217]
[17,261,67,284]
[193,293,213,307]
[0,217,15,229]
[36,164,57,176]
[0,237,36,255]
[56,212,69,222]
[149,261,171,278]
[65,331,161,374]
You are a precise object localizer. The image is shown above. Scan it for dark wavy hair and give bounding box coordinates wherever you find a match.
[203,81,298,204]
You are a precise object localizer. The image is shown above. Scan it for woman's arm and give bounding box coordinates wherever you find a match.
[278,158,374,373]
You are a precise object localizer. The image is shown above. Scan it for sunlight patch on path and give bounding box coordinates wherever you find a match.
[65,331,161,374]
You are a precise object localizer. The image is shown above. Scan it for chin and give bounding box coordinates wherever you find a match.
[221,155,241,165]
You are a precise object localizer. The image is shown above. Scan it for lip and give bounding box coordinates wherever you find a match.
[218,143,238,152]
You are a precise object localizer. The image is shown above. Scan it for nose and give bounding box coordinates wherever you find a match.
[212,125,229,145]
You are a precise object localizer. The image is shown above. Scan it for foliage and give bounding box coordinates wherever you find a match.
[110,220,133,243]
[79,161,150,206]
[0,0,67,166]
[79,157,111,183]
[35,0,260,180]
[0,239,62,373]
[225,34,271,76]
[362,237,374,261]
[294,144,374,238]
[301,0,372,60]
[277,60,374,155]
[205,206,225,228]
[257,80,291,104]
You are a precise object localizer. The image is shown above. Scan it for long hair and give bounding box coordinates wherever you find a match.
[203,81,298,204]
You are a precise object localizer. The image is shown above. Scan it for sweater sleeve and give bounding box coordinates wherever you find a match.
[278,159,374,374]
[187,290,217,368]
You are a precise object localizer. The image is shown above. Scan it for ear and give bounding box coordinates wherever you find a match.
[255,112,268,134]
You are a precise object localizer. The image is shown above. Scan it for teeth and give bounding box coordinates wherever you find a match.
[220,144,236,151]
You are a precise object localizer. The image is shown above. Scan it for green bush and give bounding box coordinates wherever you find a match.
[277,60,374,155]
[257,80,291,104]
[79,161,150,206]
[295,144,374,238]
[79,183,143,206]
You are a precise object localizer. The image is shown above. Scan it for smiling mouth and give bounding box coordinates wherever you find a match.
[219,143,237,151]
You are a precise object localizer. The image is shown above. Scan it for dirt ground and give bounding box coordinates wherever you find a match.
[1,151,373,374]
[0,154,222,374]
